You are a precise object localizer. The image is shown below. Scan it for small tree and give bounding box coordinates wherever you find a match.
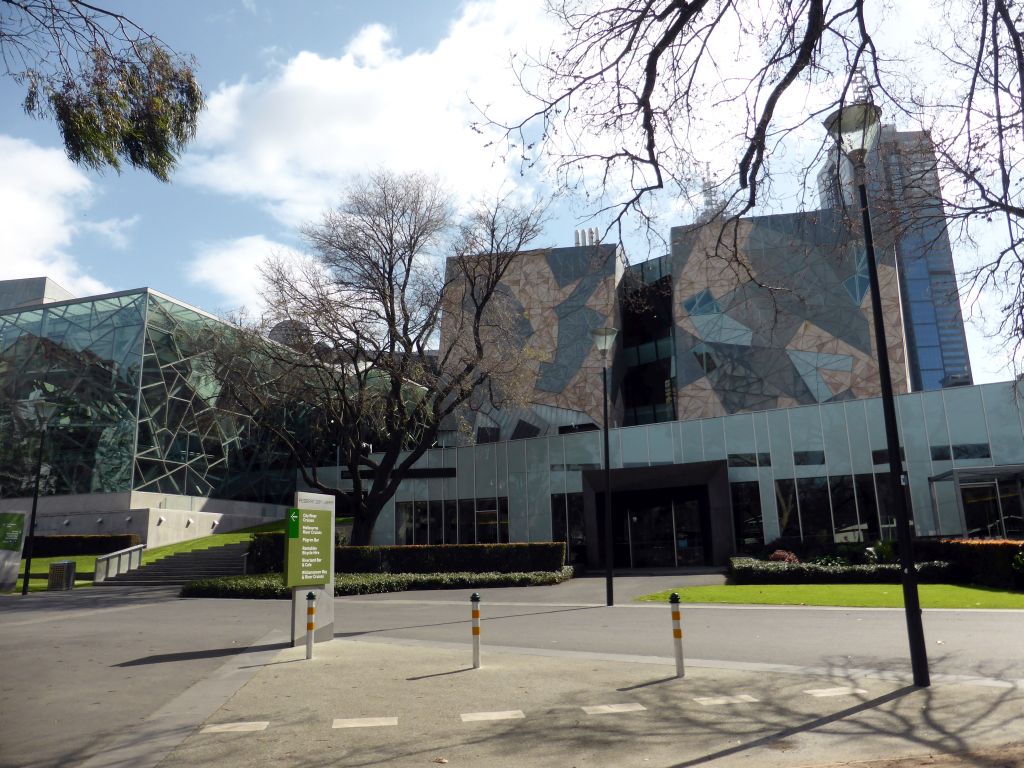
[210,171,547,545]
[1,0,204,180]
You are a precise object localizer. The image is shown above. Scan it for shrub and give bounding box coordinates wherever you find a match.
[769,549,800,564]
[728,556,953,585]
[247,535,565,575]
[31,534,140,557]
[180,574,290,599]
[913,538,1024,588]
[180,566,576,599]
[809,554,847,567]
[249,532,284,573]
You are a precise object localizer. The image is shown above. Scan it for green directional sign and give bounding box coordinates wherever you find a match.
[0,513,24,552]
[285,508,332,587]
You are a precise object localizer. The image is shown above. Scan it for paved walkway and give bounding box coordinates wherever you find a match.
[157,632,1024,768]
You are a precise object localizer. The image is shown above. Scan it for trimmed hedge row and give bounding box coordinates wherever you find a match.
[31,534,141,557]
[248,534,565,575]
[729,557,955,585]
[180,567,576,599]
[913,539,1024,588]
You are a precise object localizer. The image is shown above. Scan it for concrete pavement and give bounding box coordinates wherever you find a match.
[159,634,1024,768]
[3,577,1024,768]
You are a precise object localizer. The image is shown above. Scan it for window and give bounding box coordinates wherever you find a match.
[551,494,568,543]
[476,426,500,444]
[428,501,443,545]
[414,501,429,545]
[459,499,475,544]
[797,477,832,543]
[953,443,991,460]
[854,474,881,542]
[930,445,951,461]
[476,497,498,543]
[395,501,414,545]
[728,453,757,468]
[444,500,458,544]
[829,476,860,543]
[794,450,826,466]
[775,479,800,539]
[871,447,905,465]
[756,452,772,467]
[730,482,763,553]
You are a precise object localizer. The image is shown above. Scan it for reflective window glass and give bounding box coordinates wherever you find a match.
[797,477,832,544]
[731,482,764,553]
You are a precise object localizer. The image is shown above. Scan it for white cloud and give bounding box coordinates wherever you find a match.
[182,0,554,227]
[80,216,139,251]
[0,135,112,297]
[188,234,299,314]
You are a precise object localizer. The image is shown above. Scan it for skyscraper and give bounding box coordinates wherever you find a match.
[818,127,973,391]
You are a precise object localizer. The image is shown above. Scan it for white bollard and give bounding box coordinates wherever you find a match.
[471,592,481,669]
[306,591,316,660]
[670,592,685,678]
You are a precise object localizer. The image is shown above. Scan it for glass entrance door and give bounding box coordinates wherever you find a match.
[606,487,709,567]
[626,496,675,567]
[961,483,1004,538]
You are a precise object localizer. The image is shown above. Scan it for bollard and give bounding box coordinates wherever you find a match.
[306,591,316,660]
[471,592,481,669]
[670,592,685,678]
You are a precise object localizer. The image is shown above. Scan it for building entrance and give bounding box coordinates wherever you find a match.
[598,486,711,568]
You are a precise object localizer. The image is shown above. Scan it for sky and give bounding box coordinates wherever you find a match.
[0,0,1016,383]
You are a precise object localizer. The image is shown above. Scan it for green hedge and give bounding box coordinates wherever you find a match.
[180,567,576,599]
[728,557,954,584]
[913,539,1024,588]
[248,534,565,575]
[30,534,141,557]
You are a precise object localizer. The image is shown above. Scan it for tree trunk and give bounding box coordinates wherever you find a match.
[348,511,379,546]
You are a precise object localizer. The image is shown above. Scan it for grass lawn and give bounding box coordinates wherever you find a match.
[6,554,98,593]
[142,515,354,564]
[2,515,355,593]
[636,583,1024,609]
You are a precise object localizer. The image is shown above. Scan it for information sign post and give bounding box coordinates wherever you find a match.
[0,513,27,593]
[286,492,335,646]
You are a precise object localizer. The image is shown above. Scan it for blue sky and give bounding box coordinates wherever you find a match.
[0,0,1014,382]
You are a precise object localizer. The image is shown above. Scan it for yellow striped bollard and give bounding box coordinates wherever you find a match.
[670,592,684,678]
[306,591,316,660]
[471,592,481,669]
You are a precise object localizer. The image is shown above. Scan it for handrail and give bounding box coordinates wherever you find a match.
[94,544,146,584]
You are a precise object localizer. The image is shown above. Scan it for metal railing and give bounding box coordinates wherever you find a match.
[93,544,146,584]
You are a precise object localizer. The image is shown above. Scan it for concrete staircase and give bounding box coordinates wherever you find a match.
[98,541,251,586]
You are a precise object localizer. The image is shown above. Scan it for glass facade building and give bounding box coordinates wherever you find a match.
[0,289,293,504]
[370,381,1024,565]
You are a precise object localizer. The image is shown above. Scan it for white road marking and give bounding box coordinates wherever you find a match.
[693,694,759,706]
[582,703,647,715]
[460,710,525,722]
[804,687,868,697]
[332,717,399,728]
[200,721,269,733]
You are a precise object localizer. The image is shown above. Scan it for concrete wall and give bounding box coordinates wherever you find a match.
[0,492,287,547]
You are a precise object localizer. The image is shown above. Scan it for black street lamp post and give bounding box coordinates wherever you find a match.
[591,326,618,607]
[13,395,59,596]
[823,88,930,687]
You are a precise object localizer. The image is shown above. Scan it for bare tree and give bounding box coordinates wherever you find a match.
[208,171,547,545]
[482,0,1024,362]
[1,0,203,180]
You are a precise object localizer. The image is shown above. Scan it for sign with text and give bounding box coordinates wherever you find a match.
[0,513,26,592]
[285,508,333,587]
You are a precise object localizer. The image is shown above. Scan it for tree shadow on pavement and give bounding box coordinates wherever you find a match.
[114,640,290,666]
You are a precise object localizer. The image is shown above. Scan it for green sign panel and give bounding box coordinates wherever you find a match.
[0,513,25,552]
[285,508,332,587]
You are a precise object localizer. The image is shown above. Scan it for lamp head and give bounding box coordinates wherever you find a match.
[590,326,618,358]
[823,101,882,167]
